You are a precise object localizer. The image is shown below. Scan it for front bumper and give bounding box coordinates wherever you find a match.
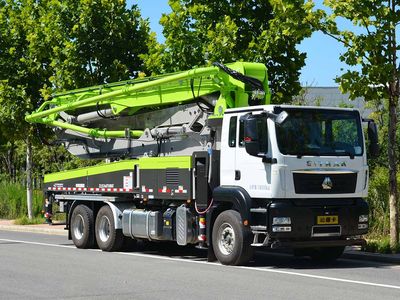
[267,198,369,241]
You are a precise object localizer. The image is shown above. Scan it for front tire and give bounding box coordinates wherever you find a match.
[212,210,253,266]
[95,205,124,252]
[71,204,95,249]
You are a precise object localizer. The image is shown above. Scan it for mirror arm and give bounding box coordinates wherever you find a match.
[262,156,277,164]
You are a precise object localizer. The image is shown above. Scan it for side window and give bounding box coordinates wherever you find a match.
[228,116,237,147]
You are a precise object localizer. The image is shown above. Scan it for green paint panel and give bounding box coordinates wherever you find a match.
[44,156,192,183]
[138,156,192,170]
[44,160,136,183]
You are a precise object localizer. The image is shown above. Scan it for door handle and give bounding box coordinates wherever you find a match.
[235,170,241,180]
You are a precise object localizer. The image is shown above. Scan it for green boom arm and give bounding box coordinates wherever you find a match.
[25,62,270,139]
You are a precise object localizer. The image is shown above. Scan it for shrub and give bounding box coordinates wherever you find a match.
[367,166,394,236]
[364,236,400,254]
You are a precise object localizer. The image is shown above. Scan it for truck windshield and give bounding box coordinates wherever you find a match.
[275,108,363,157]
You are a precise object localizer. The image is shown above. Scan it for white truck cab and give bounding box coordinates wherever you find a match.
[216,105,376,253]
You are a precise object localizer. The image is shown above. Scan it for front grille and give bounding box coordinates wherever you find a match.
[293,172,357,194]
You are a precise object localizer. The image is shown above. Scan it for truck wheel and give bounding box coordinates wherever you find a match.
[310,246,345,262]
[95,205,124,252]
[212,210,253,266]
[71,204,94,249]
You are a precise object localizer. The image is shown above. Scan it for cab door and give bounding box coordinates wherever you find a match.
[220,113,272,198]
[235,113,272,198]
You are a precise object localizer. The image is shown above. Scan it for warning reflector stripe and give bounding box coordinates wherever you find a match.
[158,186,171,193]
[47,187,133,193]
[141,186,154,193]
[174,189,187,193]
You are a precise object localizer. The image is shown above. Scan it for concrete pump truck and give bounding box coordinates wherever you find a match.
[25,62,379,265]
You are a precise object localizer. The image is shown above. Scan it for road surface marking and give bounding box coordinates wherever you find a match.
[1,237,399,291]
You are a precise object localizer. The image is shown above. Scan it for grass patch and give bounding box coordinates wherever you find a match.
[0,180,43,219]
[363,236,400,254]
[14,216,45,225]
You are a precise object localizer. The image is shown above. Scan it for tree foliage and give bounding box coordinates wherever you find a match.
[0,0,150,199]
[319,0,400,249]
[141,0,321,103]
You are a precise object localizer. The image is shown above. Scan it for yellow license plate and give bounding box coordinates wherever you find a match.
[317,215,339,225]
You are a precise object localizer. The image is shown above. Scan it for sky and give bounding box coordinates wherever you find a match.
[133,0,351,87]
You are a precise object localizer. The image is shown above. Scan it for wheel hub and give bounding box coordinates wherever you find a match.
[98,215,111,242]
[73,215,84,240]
[218,223,235,255]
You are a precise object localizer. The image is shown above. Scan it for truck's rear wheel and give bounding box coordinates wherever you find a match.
[71,204,94,249]
[95,205,123,252]
[212,210,253,266]
[310,246,345,262]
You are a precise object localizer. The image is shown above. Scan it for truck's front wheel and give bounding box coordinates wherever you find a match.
[71,204,94,249]
[212,210,253,266]
[95,205,124,252]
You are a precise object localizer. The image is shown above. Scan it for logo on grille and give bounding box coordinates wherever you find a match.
[322,177,333,190]
[307,161,347,167]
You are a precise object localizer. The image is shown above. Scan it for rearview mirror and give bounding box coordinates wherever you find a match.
[241,114,262,157]
[367,120,379,158]
[274,111,289,125]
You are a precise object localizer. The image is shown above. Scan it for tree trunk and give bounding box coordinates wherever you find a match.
[388,1,399,250]
[7,142,15,181]
[26,138,33,220]
[388,93,399,250]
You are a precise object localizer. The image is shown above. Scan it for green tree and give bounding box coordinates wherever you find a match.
[142,0,321,103]
[0,0,150,218]
[319,0,399,250]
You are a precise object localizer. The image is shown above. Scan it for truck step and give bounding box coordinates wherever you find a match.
[250,225,267,231]
[250,207,267,213]
[251,230,270,247]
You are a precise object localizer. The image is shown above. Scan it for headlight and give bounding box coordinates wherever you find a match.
[358,224,368,230]
[273,217,291,225]
[272,226,292,232]
[359,215,368,223]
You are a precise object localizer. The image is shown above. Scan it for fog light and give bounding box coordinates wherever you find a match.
[358,223,368,230]
[359,215,368,223]
[272,226,292,232]
[272,217,291,225]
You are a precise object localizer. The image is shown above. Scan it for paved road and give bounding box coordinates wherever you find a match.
[0,230,399,299]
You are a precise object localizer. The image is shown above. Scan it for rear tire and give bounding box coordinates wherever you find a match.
[212,210,253,266]
[71,204,95,249]
[310,246,345,262]
[95,205,124,252]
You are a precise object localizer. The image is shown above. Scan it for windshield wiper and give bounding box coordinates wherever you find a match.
[295,151,321,158]
[327,150,355,159]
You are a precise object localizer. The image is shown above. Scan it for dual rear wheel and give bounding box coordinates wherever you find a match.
[70,204,124,251]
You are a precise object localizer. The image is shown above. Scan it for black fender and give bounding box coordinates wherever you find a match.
[205,186,253,254]
[212,186,253,223]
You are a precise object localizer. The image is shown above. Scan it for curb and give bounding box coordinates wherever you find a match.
[0,224,67,236]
